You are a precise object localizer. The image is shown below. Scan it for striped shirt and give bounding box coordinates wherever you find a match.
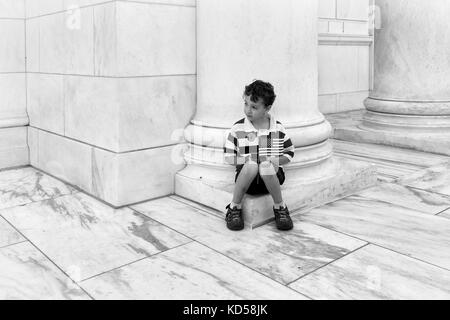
[224,114,295,168]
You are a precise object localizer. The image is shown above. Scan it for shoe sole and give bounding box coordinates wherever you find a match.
[227,225,244,231]
[275,221,294,231]
[276,225,293,231]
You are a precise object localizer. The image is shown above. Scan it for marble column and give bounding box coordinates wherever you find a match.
[176,0,376,227]
[362,0,450,136]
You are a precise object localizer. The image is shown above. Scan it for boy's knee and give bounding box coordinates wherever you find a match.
[242,161,259,176]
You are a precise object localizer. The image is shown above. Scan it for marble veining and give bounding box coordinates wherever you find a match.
[80,242,306,300]
[370,0,450,100]
[0,167,77,210]
[299,195,450,269]
[356,182,450,215]
[0,164,449,299]
[0,193,191,280]
[44,196,99,229]
[132,197,224,240]
[0,242,90,300]
[207,222,366,284]
[0,216,24,248]
[397,161,450,196]
[289,244,450,300]
[132,197,366,284]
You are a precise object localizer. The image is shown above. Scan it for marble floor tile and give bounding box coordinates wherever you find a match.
[356,183,450,215]
[299,196,450,269]
[132,197,366,284]
[0,216,24,248]
[0,193,192,280]
[0,242,90,300]
[439,209,450,220]
[397,161,450,196]
[289,244,450,300]
[0,167,77,210]
[132,197,225,240]
[210,221,366,284]
[80,242,306,300]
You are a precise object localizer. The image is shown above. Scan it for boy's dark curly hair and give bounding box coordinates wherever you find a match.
[243,80,276,107]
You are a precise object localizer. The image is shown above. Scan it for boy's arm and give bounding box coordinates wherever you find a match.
[224,129,248,165]
[269,126,294,167]
[281,131,295,163]
[277,155,291,166]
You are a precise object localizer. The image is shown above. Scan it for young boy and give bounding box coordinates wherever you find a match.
[223,80,295,231]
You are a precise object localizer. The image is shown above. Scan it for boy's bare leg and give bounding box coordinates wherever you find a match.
[232,161,259,204]
[259,161,283,204]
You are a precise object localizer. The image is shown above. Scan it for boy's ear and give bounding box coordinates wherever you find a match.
[265,105,272,112]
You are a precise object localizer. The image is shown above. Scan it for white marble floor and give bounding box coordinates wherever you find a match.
[1,145,450,299]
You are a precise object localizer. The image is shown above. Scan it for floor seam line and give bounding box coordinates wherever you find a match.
[404,185,450,199]
[0,215,95,300]
[435,207,450,215]
[350,194,450,217]
[78,240,195,283]
[286,243,371,286]
[297,219,450,273]
[0,240,29,250]
[168,195,224,218]
[368,243,450,272]
[128,207,310,298]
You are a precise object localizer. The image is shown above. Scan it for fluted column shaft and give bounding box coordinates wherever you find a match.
[185,0,333,175]
[363,0,450,131]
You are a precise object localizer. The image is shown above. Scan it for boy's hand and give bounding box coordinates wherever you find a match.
[245,153,258,164]
[268,156,280,172]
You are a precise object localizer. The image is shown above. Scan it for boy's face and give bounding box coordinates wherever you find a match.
[243,94,270,122]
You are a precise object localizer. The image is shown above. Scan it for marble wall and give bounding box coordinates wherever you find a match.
[0,0,28,169]
[318,0,372,114]
[25,0,196,206]
[0,0,372,205]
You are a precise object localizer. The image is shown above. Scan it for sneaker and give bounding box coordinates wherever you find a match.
[273,205,293,230]
[225,203,244,231]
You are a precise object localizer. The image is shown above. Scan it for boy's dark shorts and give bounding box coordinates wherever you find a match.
[235,164,285,195]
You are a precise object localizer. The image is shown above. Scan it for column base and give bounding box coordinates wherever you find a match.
[175,157,377,229]
[329,110,450,156]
